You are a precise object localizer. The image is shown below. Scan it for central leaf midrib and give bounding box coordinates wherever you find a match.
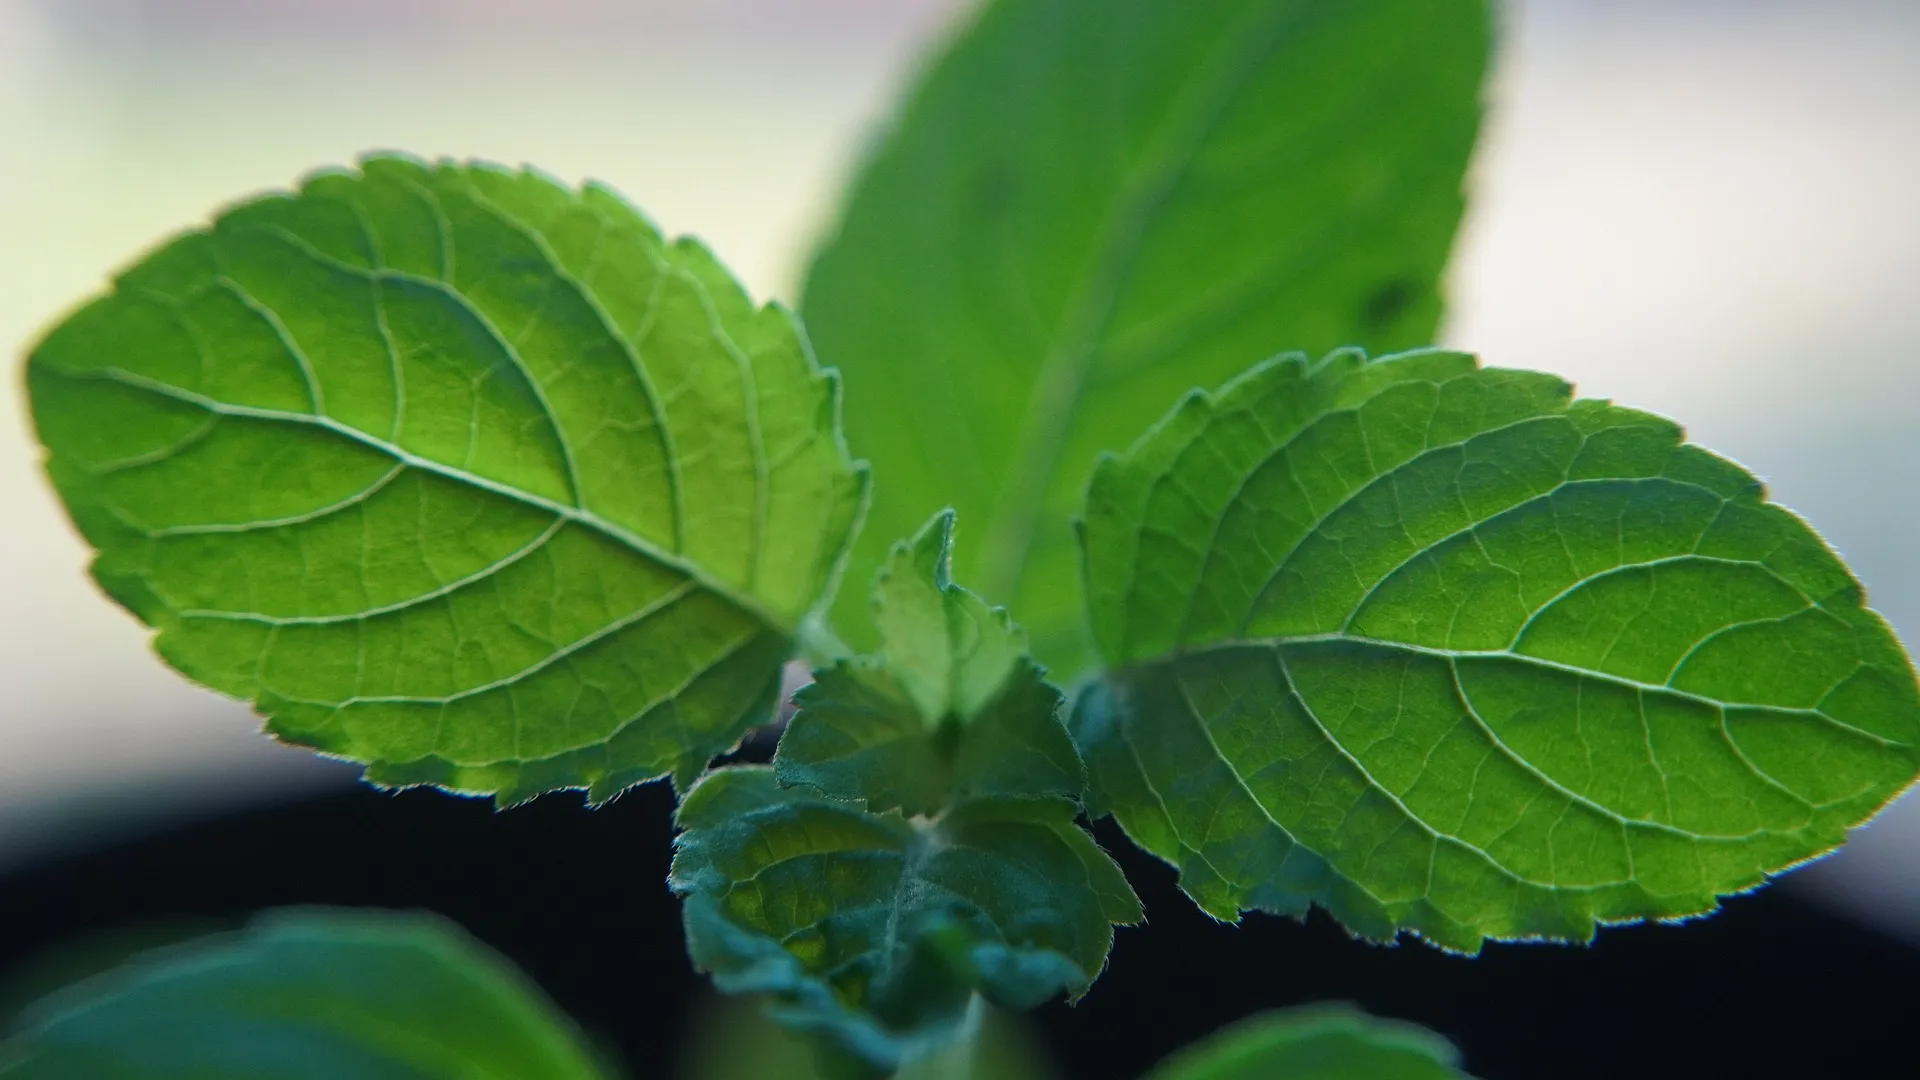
[244,202,689,554]
[48,364,794,639]
[255,196,785,615]
[747,830,1098,988]
[1089,14,1478,393]
[975,0,1314,602]
[1139,633,1883,739]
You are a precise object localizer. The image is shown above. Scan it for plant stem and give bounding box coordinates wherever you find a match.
[893,996,983,1080]
[797,611,854,667]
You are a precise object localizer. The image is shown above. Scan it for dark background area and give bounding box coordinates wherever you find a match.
[0,774,1910,1079]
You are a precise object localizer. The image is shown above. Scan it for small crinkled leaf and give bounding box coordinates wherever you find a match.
[669,767,1140,1076]
[803,0,1492,676]
[874,510,1027,724]
[1143,1005,1471,1080]
[0,909,610,1079]
[1073,348,1920,952]
[776,511,1081,815]
[26,155,868,805]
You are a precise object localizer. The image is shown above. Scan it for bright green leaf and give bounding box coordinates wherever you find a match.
[1143,1005,1471,1080]
[1072,349,1920,952]
[776,511,1081,815]
[870,510,1028,727]
[26,155,868,805]
[670,767,1140,1077]
[0,909,611,1080]
[803,0,1492,675]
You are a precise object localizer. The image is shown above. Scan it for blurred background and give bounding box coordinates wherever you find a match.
[1,0,1916,1074]
[0,0,968,858]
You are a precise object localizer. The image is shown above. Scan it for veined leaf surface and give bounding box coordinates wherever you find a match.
[776,511,1081,815]
[670,767,1140,1076]
[803,0,1491,674]
[1142,1005,1471,1080]
[26,156,867,804]
[0,909,610,1079]
[1072,349,1920,951]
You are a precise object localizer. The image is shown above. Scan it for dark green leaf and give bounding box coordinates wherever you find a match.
[0,909,610,1079]
[26,155,868,804]
[676,997,1058,1080]
[1143,1005,1471,1080]
[777,511,1081,815]
[1073,349,1920,951]
[670,767,1140,1076]
[803,0,1492,674]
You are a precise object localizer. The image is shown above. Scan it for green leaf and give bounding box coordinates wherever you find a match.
[0,909,611,1079]
[26,155,868,804]
[802,0,1492,675]
[1142,1005,1471,1080]
[776,511,1082,815]
[676,997,1059,1080]
[670,767,1140,1076]
[1072,348,1920,952]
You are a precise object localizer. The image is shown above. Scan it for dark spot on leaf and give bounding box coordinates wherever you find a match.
[1359,278,1418,333]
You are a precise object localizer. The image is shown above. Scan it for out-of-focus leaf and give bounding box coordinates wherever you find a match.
[0,909,611,1079]
[776,511,1080,815]
[803,0,1492,675]
[26,155,867,804]
[1073,348,1920,951]
[675,995,1058,1080]
[670,767,1139,1077]
[1143,1005,1471,1080]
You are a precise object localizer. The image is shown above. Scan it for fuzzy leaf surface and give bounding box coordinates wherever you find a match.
[0,909,609,1079]
[1072,349,1920,951]
[670,767,1139,1075]
[1143,1005,1471,1080]
[803,0,1492,674]
[26,156,867,804]
[776,511,1081,814]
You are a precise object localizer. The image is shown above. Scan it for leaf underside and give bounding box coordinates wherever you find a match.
[1141,1005,1471,1080]
[27,155,867,805]
[0,910,609,1080]
[671,767,1139,1076]
[803,0,1492,676]
[1072,349,1920,952]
